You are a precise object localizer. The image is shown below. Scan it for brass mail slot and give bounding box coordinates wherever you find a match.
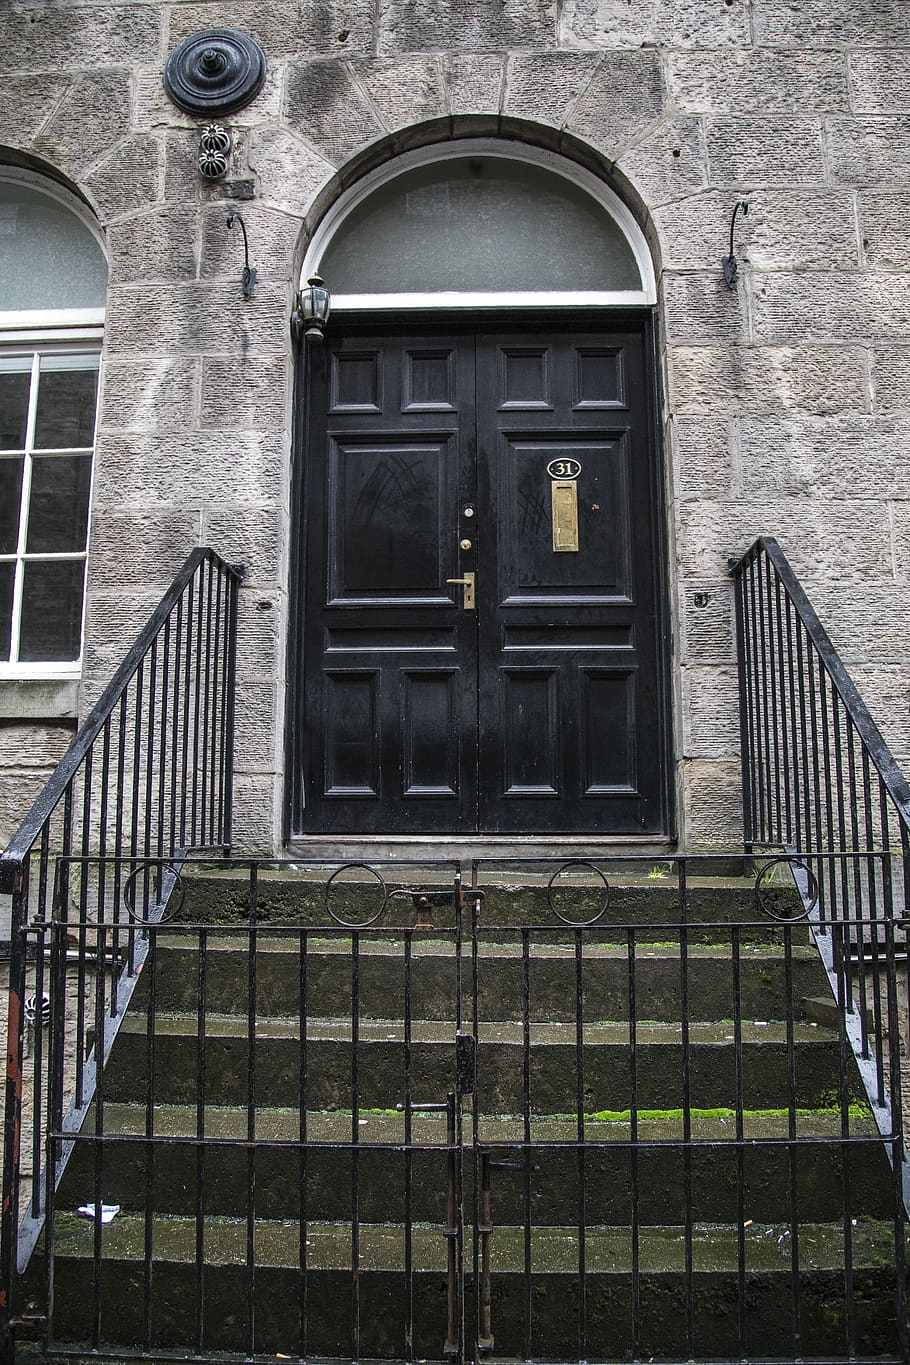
[551,480,579,552]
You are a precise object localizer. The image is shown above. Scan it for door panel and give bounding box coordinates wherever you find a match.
[292,320,670,836]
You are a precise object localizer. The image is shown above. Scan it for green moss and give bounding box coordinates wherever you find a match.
[585,1102,873,1123]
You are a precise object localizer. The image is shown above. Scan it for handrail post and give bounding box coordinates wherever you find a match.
[1,865,28,1365]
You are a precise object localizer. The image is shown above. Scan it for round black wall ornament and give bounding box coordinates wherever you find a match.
[164,28,266,117]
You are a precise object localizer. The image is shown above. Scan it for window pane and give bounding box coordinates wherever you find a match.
[27,454,91,553]
[19,559,85,661]
[0,561,13,660]
[0,456,23,552]
[34,365,98,449]
[320,157,643,293]
[0,182,108,312]
[0,369,30,448]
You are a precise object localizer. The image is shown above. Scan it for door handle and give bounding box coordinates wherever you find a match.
[445,572,476,610]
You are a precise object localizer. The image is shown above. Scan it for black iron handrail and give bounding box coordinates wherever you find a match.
[0,547,241,1365]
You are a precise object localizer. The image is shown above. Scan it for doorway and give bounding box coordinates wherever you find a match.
[289,316,671,835]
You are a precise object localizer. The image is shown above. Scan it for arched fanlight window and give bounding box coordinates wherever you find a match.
[0,172,107,675]
[304,141,656,309]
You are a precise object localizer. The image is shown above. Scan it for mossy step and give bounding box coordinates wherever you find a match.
[135,936,827,1024]
[102,1013,860,1112]
[58,1104,895,1227]
[34,1214,903,1361]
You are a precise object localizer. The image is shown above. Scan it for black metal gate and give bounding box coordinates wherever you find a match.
[4,855,909,1364]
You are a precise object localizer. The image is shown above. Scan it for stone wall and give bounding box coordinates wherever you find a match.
[2,0,909,851]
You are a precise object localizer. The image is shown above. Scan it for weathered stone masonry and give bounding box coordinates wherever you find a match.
[2,0,910,853]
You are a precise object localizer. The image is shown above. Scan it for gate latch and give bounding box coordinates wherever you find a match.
[456,1030,477,1097]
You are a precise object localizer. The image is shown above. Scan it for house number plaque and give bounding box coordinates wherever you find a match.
[547,457,581,552]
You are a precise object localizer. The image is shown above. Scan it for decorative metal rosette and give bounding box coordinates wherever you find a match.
[164,28,266,118]
[199,124,231,180]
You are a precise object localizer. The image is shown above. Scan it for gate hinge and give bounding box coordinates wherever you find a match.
[456,1030,477,1097]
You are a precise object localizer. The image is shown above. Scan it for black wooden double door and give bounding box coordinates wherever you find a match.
[292,320,670,835]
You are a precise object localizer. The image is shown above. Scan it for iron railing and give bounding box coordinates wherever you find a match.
[732,536,910,1199]
[0,548,241,1364]
[8,855,910,1364]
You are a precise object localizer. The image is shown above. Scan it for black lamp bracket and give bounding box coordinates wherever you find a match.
[722,199,749,289]
[226,211,256,299]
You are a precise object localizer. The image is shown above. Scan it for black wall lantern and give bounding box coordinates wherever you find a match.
[291,276,331,344]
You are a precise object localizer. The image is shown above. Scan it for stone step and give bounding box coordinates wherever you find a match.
[35,1212,901,1362]
[135,936,828,1023]
[101,1013,860,1112]
[58,1106,895,1226]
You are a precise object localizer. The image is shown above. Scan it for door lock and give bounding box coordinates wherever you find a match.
[460,539,473,551]
[445,571,476,609]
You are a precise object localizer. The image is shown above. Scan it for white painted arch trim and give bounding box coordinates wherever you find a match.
[301,139,657,310]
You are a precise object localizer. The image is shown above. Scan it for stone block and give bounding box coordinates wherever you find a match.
[887,503,910,584]
[82,590,163,664]
[91,430,286,509]
[350,55,446,131]
[503,52,601,127]
[670,415,736,501]
[668,49,848,115]
[377,0,556,54]
[235,598,285,682]
[872,349,910,412]
[33,70,132,176]
[655,189,857,272]
[706,118,826,185]
[200,504,285,590]
[285,59,385,167]
[567,49,665,160]
[85,513,203,589]
[0,723,73,770]
[858,192,910,269]
[808,584,910,664]
[754,1,910,48]
[559,0,749,48]
[849,50,910,113]
[247,127,335,220]
[84,136,163,223]
[679,580,737,664]
[200,356,291,434]
[752,272,910,344]
[444,54,505,115]
[617,118,707,208]
[230,771,281,856]
[661,271,750,345]
[105,282,290,358]
[100,358,200,432]
[166,1,377,60]
[680,758,743,849]
[681,665,741,759]
[828,118,910,187]
[199,204,300,288]
[0,772,52,850]
[0,681,79,723]
[0,74,71,145]
[737,415,910,498]
[668,345,869,416]
[232,679,282,772]
[675,500,893,581]
[107,207,199,285]
[0,6,160,73]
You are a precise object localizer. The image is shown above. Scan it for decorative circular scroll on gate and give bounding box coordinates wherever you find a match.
[325,863,389,927]
[164,28,267,117]
[123,861,186,924]
[754,856,818,922]
[547,860,611,926]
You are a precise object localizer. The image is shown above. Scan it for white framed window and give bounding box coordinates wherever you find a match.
[304,139,657,310]
[0,170,106,678]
